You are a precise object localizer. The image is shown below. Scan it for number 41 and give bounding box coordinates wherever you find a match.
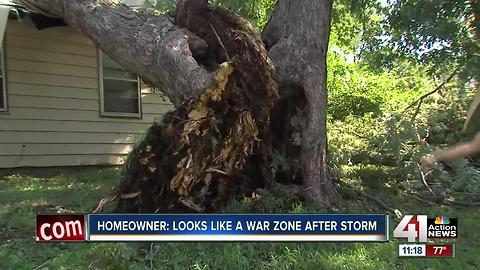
[393,215,428,242]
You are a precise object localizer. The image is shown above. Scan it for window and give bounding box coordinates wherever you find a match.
[98,49,141,117]
[0,42,6,112]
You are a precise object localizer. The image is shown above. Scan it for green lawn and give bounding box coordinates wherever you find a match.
[1,166,479,269]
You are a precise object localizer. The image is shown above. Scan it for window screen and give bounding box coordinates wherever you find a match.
[100,50,140,116]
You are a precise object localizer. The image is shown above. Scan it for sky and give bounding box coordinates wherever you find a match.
[379,0,392,8]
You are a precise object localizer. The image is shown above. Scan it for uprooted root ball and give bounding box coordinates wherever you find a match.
[112,0,278,213]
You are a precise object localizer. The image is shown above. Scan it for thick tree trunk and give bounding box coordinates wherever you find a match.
[263,0,339,207]
[16,0,338,209]
[15,0,212,106]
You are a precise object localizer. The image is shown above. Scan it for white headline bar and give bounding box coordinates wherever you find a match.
[89,234,387,242]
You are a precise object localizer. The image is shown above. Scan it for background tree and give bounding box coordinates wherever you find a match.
[358,0,479,80]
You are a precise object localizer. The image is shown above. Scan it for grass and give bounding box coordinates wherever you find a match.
[1,166,479,269]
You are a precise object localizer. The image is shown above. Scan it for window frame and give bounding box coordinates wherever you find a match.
[97,49,142,118]
[0,40,7,113]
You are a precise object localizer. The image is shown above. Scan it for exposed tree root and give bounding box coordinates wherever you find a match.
[113,0,279,213]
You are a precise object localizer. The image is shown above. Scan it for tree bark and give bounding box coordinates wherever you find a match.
[15,0,212,106]
[263,0,339,207]
[15,0,339,208]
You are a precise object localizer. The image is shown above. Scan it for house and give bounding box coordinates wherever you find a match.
[0,1,173,168]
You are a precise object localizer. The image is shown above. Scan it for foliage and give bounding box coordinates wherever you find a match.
[359,0,479,81]
[143,0,276,29]
[328,71,480,203]
[330,0,385,57]
[327,49,432,120]
[210,0,276,29]
[326,0,480,203]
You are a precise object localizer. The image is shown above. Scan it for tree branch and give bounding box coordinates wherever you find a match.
[14,0,212,106]
[402,67,459,120]
[340,183,403,218]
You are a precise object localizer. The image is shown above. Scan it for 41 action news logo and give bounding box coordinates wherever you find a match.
[393,215,457,242]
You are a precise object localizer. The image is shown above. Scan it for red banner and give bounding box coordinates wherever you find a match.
[36,214,86,242]
[425,244,455,257]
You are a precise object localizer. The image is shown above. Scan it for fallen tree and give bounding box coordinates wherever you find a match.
[16,0,339,211]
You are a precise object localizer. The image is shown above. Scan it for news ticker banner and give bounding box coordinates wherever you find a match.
[398,244,455,257]
[36,214,388,242]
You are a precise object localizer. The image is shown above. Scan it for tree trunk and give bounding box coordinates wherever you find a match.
[263,0,339,207]
[15,0,339,209]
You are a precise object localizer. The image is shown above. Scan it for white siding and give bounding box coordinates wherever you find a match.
[0,19,173,168]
